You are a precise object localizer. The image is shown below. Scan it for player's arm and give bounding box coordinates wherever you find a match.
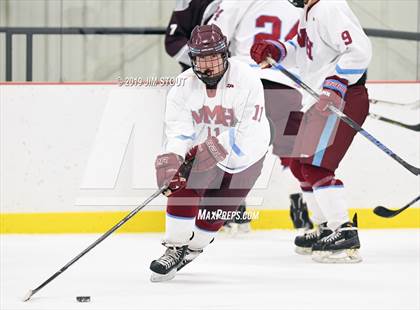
[314,4,372,115]
[154,85,196,194]
[208,1,249,44]
[281,38,300,68]
[321,4,372,85]
[165,1,196,66]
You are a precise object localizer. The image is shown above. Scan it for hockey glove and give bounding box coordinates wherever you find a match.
[155,153,186,196]
[250,40,287,65]
[188,136,228,173]
[316,76,348,117]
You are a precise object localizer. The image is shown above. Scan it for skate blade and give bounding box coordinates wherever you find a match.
[295,246,312,255]
[150,269,177,282]
[312,249,362,264]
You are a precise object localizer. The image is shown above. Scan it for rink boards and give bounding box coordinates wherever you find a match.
[1,81,419,232]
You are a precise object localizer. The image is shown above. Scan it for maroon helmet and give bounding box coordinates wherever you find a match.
[187,24,229,86]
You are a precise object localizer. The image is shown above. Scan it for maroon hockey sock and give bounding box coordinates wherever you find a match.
[301,164,343,188]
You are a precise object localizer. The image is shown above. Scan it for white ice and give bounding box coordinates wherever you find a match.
[1,230,419,310]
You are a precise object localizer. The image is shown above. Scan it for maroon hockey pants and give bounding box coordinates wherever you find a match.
[166,157,265,231]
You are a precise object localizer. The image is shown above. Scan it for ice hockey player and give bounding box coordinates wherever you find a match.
[208,0,313,231]
[165,0,251,232]
[150,24,270,281]
[250,0,372,263]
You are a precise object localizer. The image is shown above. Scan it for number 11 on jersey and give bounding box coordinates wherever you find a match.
[207,127,221,137]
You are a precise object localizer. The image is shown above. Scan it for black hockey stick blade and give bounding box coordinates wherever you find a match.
[373,195,420,218]
[409,123,420,131]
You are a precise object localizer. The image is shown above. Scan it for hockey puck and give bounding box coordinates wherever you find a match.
[76,296,91,302]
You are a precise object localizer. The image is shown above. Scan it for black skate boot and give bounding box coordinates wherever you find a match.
[312,214,362,263]
[290,193,314,230]
[150,243,188,282]
[177,248,203,271]
[294,222,332,255]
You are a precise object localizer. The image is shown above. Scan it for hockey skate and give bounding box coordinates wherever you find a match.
[177,248,203,271]
[294,223,332,255]
[150,243,188,282]
[312,214,362,263]
[289,193,314,231]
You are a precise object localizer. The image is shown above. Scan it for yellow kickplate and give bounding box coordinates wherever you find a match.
[0,208,419,234]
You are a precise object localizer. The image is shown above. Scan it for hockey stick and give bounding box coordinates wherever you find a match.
[23,186,166,301]
[22,187,165,302]
[369,113,420,132]
[373,195,420,218]
[369,98,420,110]
[264,57,420,176]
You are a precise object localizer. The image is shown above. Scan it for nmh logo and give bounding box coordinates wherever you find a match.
[192,105,236,126]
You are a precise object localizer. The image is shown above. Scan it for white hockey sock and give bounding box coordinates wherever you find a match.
[313,185,349,231]
[164,213,195,245]
[302,190,327,225]
[188,226,217,251]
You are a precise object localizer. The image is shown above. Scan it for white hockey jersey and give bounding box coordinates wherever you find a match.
[164,58,270,173]
[208,0,302,88]
[282,0,372,105]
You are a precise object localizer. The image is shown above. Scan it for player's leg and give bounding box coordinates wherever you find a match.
[149,188,201,282]
[283,158,314,231]
[289,159,331,254]
[262,79,314,229]
[300,85,369,263]
[150,166,224,281]
[178,157,265,270]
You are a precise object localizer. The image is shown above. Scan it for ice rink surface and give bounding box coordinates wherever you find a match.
[1,230,419,310]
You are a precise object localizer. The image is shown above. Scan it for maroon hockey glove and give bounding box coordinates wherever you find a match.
[188,136,228,173]
[155,153,186,195]
[316,76,348,117]
[250,40,287,65]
